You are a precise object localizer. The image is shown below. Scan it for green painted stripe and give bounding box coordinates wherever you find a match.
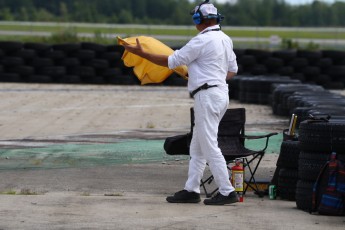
[0,132,282,170]
[244,132,283,155]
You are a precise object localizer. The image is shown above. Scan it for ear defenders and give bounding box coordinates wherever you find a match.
[191,0,223,25]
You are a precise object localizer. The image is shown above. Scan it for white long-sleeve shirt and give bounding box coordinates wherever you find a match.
[168,25,238,92]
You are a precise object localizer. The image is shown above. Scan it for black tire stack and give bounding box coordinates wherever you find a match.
[271,83,345,127]
[0,41,142,85]
[1,43,344,89]
[296,119,345,212]
[0,41,31,83]
[234,48,345,90]
[275,140,300,201]
[271,84,325,117]
[232,75,301,105]
[322,50,345,89]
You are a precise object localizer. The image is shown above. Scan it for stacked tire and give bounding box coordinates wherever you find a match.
[275,140,300,201]
[0,41,141,85]
[322,50,345,89]
[234,48,345,90]
[233,75,300,105]
[271,84,325,117]
[296,119,345,212]
[0,41,33,83]
[1,42,344,89]
[271,83,345,127]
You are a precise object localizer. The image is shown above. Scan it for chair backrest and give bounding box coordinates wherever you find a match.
[218,108,246,139]
[218,108,247,159]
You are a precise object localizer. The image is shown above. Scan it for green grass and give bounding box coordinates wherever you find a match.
[0,23,198,36]
[224,29,345,40]
[1,22,344,39]
[0,21,344,49]
[0,189,17,195]
[0,189,41,195]
[19,189,39,195]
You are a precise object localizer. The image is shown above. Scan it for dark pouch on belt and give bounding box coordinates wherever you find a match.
[190,83,217,98]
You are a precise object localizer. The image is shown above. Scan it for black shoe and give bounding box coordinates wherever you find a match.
[204,191,239,205]
[166,190,201,203]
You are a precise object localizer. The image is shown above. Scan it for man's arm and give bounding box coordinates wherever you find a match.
[226,71,237,81]
[122,38,169,67]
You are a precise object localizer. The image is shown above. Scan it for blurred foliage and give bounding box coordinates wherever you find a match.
[29,28,114,44]
[281,38,320,50]
[0,0,343,27]
[305,41,320,51]
[44,27,79,43]
[281,38,300,49]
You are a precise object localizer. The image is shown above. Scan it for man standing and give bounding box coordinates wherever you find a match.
[122,0,238,205]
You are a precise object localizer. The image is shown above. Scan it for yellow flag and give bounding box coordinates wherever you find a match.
[117,36,188,85]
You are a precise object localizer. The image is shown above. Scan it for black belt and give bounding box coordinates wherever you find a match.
[190,83,218,98]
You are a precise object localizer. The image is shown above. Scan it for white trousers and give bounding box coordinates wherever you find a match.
[184,86,235,196]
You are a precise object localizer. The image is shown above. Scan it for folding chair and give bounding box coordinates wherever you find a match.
[190,108,278,197]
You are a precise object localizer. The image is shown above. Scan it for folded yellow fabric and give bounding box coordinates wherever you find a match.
[117,36,188,85]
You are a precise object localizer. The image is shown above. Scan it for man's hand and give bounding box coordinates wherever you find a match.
[122,37,169,67]
[226,72,237,81]
[123,38,145,58]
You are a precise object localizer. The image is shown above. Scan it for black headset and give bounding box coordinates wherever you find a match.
[191,0,224,25]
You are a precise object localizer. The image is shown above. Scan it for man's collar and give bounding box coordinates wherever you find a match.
[199,25,220,34]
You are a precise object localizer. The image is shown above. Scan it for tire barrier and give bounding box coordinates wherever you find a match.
[234,49,345,90]
[275,140,300,201]
[230,47,345,116]
[231,75,300,105]
[277,140,300,169]
[296,180,314,211]
[272,84,324,116]
[0,41,146,85]
[271,83,345,126]
[296,119,345,212]
[0,43,344,88]
[278,168,298,201]
[227,49,345,211]
[299,120,345,153]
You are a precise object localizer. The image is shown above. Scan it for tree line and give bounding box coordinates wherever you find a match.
[0,0,344,27]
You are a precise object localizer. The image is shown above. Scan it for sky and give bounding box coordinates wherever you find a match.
[214,0,344,4]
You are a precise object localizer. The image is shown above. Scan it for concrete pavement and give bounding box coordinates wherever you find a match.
[0,83,344,229]
[0,162,344,229]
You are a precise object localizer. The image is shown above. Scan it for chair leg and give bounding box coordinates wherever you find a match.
[243,154,265,197]
[200,175,218,198]
[200,154,266,198]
